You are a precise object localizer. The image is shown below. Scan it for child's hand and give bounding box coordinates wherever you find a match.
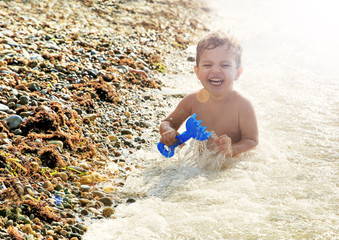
[214,134,233,158]
[160,130,180,146]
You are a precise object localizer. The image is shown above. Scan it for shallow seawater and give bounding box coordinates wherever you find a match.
[84,0,338,239]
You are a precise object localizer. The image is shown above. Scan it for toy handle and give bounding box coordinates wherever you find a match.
[157,141,180,158]
[157,131,192,158]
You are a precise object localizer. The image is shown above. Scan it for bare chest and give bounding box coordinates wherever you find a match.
[192,102,240,141]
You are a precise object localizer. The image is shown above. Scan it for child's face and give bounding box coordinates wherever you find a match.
[194,44,242,99]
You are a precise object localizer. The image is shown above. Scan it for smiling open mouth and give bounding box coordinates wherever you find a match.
[209,78,224,86]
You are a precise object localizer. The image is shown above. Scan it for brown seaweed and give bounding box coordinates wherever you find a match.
[39,149,65,169]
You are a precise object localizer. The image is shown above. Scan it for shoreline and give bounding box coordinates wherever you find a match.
[0,0,211,239]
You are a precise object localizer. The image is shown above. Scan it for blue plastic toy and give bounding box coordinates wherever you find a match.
[157,113,212,158]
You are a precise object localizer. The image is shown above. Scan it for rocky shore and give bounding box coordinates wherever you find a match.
[0,0,211,239]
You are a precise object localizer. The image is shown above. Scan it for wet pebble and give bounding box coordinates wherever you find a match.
[60,229,68,237]
[98,197,113,206]
[80,209,90,216]
[28,82,41,91]
[187,56,195,62]
[79,198,90,207]
[78,162,91,170]
[83,113,98,122]
[88,207,101,215]
[54,172,68,182]
[0,103,9,112]
[12,128,22,135]
[21,224,34,234]
[102,207,115,218]
[7,96,18,103]
[6,37,19,47]
[0,132,7,139]
[126,198,136,204]
[92,191,105,198]
[19,111,33,117]
[139,121,152,128]
[4,114,23,129]
[7,101,16,109]
[121,128,133,135]
[49,140,64,149]
[43,180,54,192]
[80,185,91,192]
[19,95,30,105]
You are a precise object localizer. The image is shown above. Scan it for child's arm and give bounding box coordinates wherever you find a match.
[214,98,258,157]
[159,121,180,146]
[232,98,258,156]
[214,135,233,157]
[159,94,193,146]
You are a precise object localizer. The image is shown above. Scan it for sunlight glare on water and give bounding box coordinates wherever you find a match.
[84,0,338,239]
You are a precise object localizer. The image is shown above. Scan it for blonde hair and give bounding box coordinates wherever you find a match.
[196,31,242,68]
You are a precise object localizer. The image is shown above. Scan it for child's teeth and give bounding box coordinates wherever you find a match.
[210,79,223,84]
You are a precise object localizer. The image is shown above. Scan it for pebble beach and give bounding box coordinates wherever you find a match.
[0,0,211,239]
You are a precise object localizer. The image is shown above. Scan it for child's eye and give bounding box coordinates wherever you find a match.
[222,64,231,67]
[203,64,211,67]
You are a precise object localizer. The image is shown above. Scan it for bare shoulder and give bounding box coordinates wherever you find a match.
[163,91,198,124]
[233,91,255,111]
[178,90,200,106]
[183,91,198,101]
